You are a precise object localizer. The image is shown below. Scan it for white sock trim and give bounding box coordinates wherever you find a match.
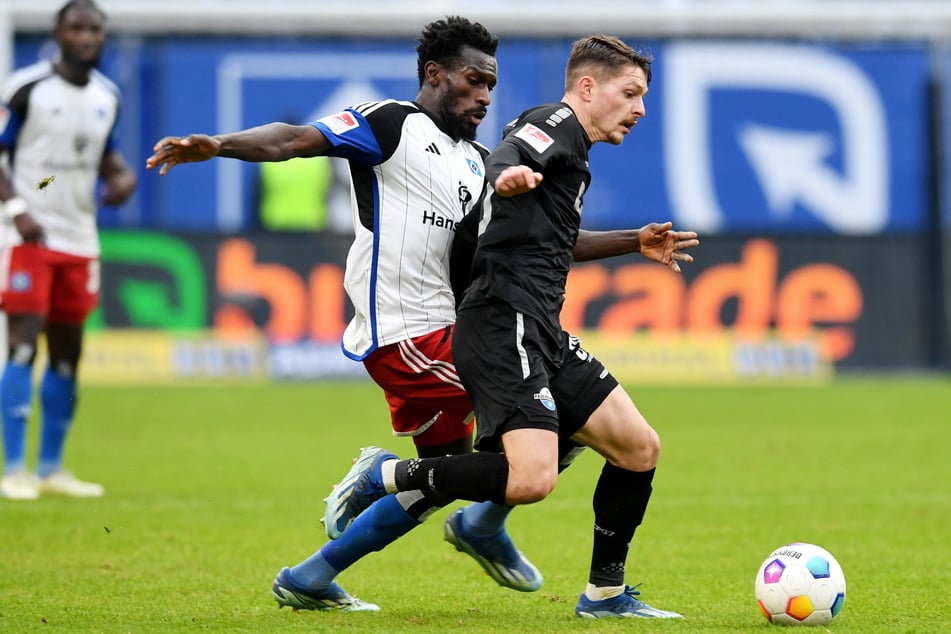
[381,458,398,493]
[585,583,625,601]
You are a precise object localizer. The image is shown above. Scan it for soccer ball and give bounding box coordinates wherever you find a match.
[754,542,846,626]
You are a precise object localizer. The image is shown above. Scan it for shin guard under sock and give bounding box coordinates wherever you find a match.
[589,463,656,587]
[37,365,76,477]
[394,452,509,504]
[0,361,33,472]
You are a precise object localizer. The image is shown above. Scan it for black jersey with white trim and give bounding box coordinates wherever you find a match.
[312,99,489,359]
[461,102,591,346]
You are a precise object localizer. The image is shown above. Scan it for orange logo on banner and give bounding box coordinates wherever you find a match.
[214,238,345,342]
[212,237,862,361]
[564,239,862,361]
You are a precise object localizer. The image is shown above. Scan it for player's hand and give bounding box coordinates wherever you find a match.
[494,165,543,197]
[13,212,45,245]
[146,134,221,175]
[637,221,699,273]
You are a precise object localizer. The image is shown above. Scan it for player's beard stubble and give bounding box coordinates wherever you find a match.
[439,90,482,142]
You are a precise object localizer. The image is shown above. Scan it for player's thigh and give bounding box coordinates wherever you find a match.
[48,253,99,324]
[454,302,559,452]
[571,384,661,472]
[364,327,473,446]
[549,331,618,437]
[0,244,54,318]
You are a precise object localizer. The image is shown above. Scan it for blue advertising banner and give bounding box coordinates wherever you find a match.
[585,41,930,236]
[10,36,931,235]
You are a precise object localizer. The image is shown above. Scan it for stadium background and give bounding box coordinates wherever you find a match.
[2,0,950,382]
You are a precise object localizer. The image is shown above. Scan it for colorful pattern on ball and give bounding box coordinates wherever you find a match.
[753,542,847,626]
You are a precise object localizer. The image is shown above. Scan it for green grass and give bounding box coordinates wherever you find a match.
[0,378,948,632]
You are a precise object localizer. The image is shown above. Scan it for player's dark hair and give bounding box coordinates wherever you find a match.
[416,16,499,87]
[565,35,653,86]
[55,0,106,27]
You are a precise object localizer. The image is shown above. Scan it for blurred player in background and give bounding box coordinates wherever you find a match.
[323,35,689,619]
[0,0,137,500]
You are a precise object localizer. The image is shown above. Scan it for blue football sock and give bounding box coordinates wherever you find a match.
[460,501,515,537]
[288,553,339,593]
[1,361,33,474]
[37,365,76,478]
[291,494,420,591]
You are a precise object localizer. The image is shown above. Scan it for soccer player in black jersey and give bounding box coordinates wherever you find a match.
[151,20,696,614]
[329,36,691,618]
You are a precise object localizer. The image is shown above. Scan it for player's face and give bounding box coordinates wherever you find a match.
[588,64,648,145]
[55,7,106,71]
[438,47,498,141]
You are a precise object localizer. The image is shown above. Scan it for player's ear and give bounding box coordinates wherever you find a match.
[423,60,442,87]
[577,76,595,102]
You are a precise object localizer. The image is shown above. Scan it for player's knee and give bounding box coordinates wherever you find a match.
[505,469,557,505]
[616,427,661,472]
[50,358,78,378]
[8,342,36,365]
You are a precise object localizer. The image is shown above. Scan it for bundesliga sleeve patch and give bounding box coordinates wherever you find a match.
[514,123,555,154]
[317,111,360,136]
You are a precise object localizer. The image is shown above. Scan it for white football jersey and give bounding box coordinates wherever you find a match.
[0,59,121,257]
[312,100,488,359]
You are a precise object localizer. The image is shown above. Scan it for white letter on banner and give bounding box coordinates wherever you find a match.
[663,42,888,234]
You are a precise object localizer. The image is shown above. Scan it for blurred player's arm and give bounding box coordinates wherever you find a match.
[146,123,330,175]
[99,148,137,206]
[0,143,43,243]
[575,223,699,273]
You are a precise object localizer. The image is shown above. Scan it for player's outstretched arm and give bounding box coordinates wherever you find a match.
[146,123,330,175]
[574,222,699,273]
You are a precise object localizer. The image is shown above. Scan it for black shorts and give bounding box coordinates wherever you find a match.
[453,299,619,452]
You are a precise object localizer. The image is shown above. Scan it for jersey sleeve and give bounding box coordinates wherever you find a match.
[311,109,382,164]
[103,106,120,154]
[0,84,29,150]
[310,100,409,166]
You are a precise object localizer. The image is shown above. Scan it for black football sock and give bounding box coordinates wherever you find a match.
[394,452,509,504]
[589,463,656,588]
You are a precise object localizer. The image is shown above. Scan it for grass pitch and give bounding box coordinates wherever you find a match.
[0,377,948,632]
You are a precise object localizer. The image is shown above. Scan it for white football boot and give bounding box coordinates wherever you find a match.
[0,469,40,500]
[38,470,105,497]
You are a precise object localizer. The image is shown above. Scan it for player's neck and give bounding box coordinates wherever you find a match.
[562,94,596,144]
[53,59,92,87]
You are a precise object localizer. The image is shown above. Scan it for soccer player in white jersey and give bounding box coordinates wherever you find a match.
[148,16,533,612]
[147,17,698,613]
[0,0,137,500]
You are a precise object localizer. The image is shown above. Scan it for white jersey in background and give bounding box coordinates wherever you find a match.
[0,59,121,257]
[312,100,488,359]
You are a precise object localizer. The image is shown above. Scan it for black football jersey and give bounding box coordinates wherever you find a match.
[461,102,592,344]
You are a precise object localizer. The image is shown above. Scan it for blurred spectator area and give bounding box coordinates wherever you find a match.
[4,1,951,42]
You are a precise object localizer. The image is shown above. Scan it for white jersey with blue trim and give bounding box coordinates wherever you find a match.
[312,99,488,359]
[0,59,121,257]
